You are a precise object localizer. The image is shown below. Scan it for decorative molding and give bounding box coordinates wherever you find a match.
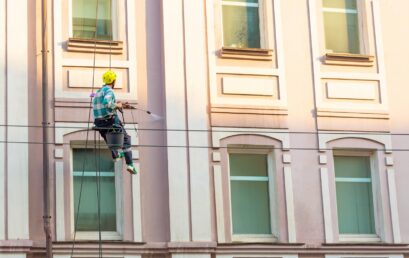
[213,152,221,162]
[132,163,142,242]
[326,82,377,100]
[321,168,334,243]
[283,154,291,164]
[325,255,403,258]
[54,149,64,159]
[222,76,275,96]
[385,156,394,166]
[55,162,65,241]
[319,155,327,164]
[213,165,225,243]
[216,66,279,76]
[316,109,389,119]
[67,69,124,89]
[212,127,290,150]
[216,255,298,258]
[387,169,401,243]
[284,167,296,243]
[318,131,392,153]
[0,0,5,240]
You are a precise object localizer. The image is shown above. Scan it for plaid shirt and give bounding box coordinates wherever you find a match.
[92,85,118,120]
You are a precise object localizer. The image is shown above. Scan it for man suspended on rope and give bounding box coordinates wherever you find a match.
[92,70,138,175]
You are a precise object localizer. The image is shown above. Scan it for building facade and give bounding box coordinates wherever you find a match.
[0,0,409,258]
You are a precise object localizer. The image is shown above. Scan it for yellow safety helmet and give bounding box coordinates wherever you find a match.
[102,70,117,85]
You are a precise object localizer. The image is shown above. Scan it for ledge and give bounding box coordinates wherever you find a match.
[67,38,123,55]
[219,47,273,61]
[324,53,375,67]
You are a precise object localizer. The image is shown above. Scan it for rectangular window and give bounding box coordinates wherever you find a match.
[73,148,116,232]
[334,155,376,235]
[72,0,113,40]
[222,0,261,48]
[323,0,360,54]
[229,153,271,235]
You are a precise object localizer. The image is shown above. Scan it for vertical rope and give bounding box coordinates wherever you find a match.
[70,0,100,257]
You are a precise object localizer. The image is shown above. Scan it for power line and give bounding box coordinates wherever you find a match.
[0,123,408,136]
[0,140,406,151]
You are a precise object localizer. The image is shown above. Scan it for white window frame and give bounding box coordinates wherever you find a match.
[333,150,382,243]
[70,146,124,240]
[322,0,369,54]
[227,147,278,242]
[220,0,272,49]
[68,0,119,40]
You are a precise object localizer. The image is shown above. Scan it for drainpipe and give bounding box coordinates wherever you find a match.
[41,0,52,257]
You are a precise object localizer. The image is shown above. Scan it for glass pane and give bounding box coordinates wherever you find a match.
[231,181,271,234]
[73,148,114,172]
[323,0,357,9]
[222,5,260,48]
[334,156,371,178]
[336,182,375,234]
[72,0,113,40]
[229,153,267,177]
[73,149,116,231]
[324,11,360,53]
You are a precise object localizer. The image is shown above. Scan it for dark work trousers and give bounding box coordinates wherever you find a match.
[94,116,133,165]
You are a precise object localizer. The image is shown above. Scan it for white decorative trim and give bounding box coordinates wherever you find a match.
[7,0,29,240]
[326,255,403,258]
[125,0,138,101]
[132,163,142,242]
[319,155,327,164]
[213,165,226,243]
[212,127,290,150]
[0,254,26,258]
[54,149,64,159]
[0,0,5,240]
[217,255,298,258]
[273,0,288,105]
[213,152,221,162]
[55,162,65,241]
[282,154,291,164]
[55,122,138,145]
[284,167,296,243]
[385,156,394,166]
[217,66,279,76]
[320,168,333,243]
[132,150,139,160]
[62,59,130,68]
[222,77,275,96]
[172,255,210,258]
[326,82,377,100]
[318,131,392,153]
[387,169,401,243]
[371,0,388,109]
[321,72,380,81]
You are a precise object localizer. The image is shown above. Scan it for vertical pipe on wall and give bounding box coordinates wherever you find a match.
[41,0,52,256]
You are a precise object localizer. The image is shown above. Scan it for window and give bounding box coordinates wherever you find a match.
[72,0,114,40]
[229,151,276,241]
[221,0,261,48]
[334,155,376,236]
[73,148,121,238]
[322,0,361,54]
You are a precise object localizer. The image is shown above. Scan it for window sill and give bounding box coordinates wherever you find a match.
[338,234,381,243]
[219,47,273,61]
[73,231,122,241]
[231,234,277,243]
[67,38,123,55]
[324,52,375,67]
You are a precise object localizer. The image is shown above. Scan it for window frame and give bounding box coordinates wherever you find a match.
[332,150,382,243]
[70,146,124,240]
[219,0,272,50]
[227,147,278,242]
[68,0,119,41]
[321,0,369,55]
